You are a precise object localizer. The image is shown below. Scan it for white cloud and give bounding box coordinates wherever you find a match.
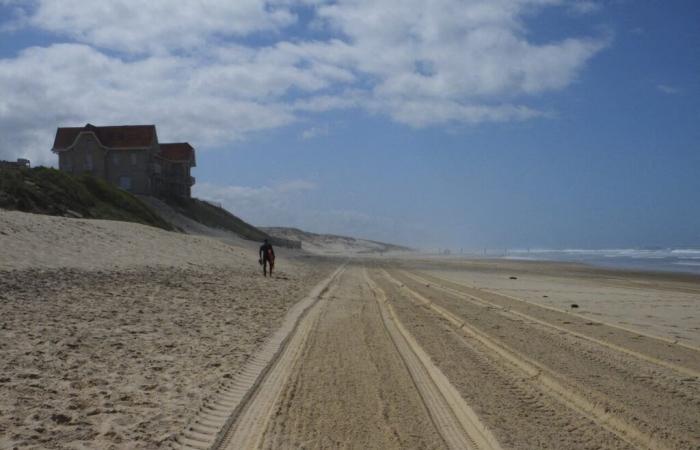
[300,124,330,140]
[0,0,607,164]
[311,2,607,100]
[657,84,681,95]
[25,0,297,54]
[193,179,316,212]
[0,44,300,164]
[568,1,602,15]
[378,99,545,127]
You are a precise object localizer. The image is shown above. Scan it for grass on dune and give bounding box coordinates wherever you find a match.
[0,167,174,231]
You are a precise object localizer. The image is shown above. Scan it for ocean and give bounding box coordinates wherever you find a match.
[498,249,700,275]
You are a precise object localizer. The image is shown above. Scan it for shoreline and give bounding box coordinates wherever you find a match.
[401,252,700,281]
[410,249,700,276]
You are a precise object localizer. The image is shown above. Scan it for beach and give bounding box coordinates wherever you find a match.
[0,211,334,448]
[1,211,699,449]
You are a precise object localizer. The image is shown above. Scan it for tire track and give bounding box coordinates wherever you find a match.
[262,267,445,449]
[172,265,345,450]
[391,269,700,435]
[417,270,700,356]
[380,269,677,450]
[401,269,700,380]
[364,269,502,450]
[372,271,635,450]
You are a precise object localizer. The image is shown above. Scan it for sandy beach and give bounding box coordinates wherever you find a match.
[2,0,698,448]
[0,211,334,449]
[400,257,700,347]
[1,211,699,449]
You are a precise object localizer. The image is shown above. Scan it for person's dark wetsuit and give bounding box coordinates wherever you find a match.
[259,240,275,277]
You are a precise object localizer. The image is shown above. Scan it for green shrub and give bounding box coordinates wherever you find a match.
[0,167,173,230]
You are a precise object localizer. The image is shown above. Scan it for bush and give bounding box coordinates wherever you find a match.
[0,167,174,230]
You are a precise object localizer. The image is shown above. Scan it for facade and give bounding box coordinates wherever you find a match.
[52,124,195,197]
[0,158,30,170]
[155,143,196,197]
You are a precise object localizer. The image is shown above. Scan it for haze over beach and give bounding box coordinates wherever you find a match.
[1,1,699,449]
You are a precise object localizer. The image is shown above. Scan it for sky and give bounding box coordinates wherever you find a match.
[0,0,698,250]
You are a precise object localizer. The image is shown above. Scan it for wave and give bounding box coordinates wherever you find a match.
[498,248,700,274]
[508,248,700,260]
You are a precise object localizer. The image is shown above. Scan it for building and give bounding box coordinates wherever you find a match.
[156,143,196,198]
[0,158,30,170]
[52,124,195,197]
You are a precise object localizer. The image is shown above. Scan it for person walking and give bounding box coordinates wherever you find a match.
[259,239,275,277]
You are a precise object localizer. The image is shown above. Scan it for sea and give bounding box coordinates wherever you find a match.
[497,248,700,275]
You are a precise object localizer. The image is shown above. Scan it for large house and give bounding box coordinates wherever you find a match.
[52,124,195,197]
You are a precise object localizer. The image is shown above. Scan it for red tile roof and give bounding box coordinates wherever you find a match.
[52,124,157,150]
[159,143,195,165]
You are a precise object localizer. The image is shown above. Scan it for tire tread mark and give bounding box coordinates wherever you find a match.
[365,269,502,450]
[381,269,671,450]
[401,270,700,379]
[171,265,345,450]
[419,270,700,353]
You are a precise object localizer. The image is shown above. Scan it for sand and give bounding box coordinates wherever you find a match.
[0,211,333,449]
[403,257,700,347]
[262,267,445,449]
[202,260,699,449]
[2,210,699,449]
[375,264,699,449]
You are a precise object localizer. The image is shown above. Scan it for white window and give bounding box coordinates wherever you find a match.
[85,153,93,170]
[131,153,138,165]
[118,176,132,190]
[153,162,161,174]
[112,153,119,165]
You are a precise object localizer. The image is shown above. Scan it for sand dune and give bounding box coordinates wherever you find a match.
[261,226,410,255]
[0,210,253,271]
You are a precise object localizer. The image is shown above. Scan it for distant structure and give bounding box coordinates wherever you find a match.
[0,158,30,170]
[52,124,195,197]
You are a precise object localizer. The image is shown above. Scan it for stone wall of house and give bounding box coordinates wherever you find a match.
[58,133,108,179]
[104,148,152,195]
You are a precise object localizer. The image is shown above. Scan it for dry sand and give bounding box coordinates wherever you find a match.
[262,267,445,449]
[204,259,699,450]
[2,210,699,449]
[0,211,334,449]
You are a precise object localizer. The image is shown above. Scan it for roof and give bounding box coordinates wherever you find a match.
[159,143,196,166]
[52,124,157,150]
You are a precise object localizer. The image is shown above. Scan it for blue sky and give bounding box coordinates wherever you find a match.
[1,1,698,249]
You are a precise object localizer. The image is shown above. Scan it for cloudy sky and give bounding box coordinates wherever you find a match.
[1,0,698,249]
